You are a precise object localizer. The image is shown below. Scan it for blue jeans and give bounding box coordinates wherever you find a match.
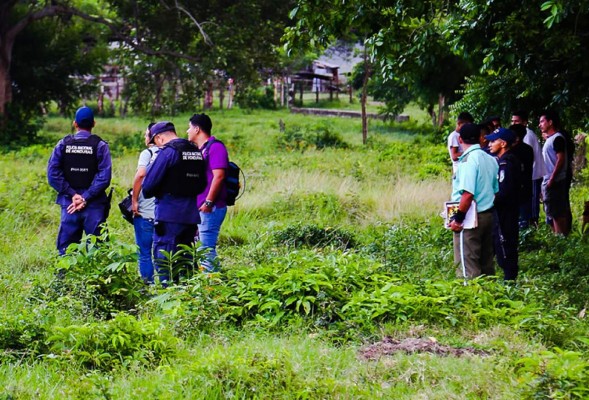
[57,206,106,255]
[198,206,227,272]
[133,216,155,283]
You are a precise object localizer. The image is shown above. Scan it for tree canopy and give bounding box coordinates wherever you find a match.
[285,0,589,131]
[0,0,294,142]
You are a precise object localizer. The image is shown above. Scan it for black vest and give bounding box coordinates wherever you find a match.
[61,134,102,190]
[160,139,206,196]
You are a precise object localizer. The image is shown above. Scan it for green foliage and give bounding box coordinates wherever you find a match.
[273,223,356,249]
[276,121,349,151]
[153,243,209,284]
[0,311,48,361]
[32,232,144,319]
[46,313,178,371]
[518,347,589,399]
[0,103,45,148]
[235,87,277,110]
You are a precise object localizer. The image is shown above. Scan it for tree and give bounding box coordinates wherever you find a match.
[284,0,471,140]
[447,0,589,129]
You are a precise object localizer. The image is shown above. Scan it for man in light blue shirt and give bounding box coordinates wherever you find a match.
[449,123,499,279]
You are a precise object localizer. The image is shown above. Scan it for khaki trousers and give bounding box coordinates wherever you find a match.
[453,211,495,279]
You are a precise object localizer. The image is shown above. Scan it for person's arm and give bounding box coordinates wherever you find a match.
[199,168,226,212]
[547,152,565,188]
[47,141,76,198]
[132,166,147,215]
[450,146,462,161]
[449,191,474,232]
[80,140,112,202]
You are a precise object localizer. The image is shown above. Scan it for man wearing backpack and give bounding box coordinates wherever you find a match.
[142,121,207,283]
[47,106,112,255]
[188,113,229,272]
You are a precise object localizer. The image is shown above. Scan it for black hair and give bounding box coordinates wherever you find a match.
[189,113,213,134]
[457,112,474,123]
[509,124,527,141]
[77,120,93,130]
[148,122,156,130]
[540,109,561,130]
[459,123,480,144]
[512,110,529,121]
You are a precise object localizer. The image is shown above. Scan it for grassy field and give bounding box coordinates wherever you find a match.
[0,108,588,399]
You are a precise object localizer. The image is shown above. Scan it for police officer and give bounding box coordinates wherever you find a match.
[47,106,112,255]
[141,121,206,283]
[485,127,521,281]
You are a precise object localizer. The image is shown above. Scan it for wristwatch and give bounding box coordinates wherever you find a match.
[204,200,214,208]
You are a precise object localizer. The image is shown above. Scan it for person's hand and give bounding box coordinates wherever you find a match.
[449,220,464,232]
[199,203,213,213]
[546,179,553,189]
[132,199,140,216]
[67,194,86,214]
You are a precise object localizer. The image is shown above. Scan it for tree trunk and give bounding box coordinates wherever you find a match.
[437,94,445,128]
[0,35,14,118]
[361,46,370,145]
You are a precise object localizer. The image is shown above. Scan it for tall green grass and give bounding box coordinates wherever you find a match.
[0,108,587,398]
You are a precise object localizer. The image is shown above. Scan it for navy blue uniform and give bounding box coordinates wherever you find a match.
[47,130,112,255]
[142,138,205,282]
[493,151,521,280]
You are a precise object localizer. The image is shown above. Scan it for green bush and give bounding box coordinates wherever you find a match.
[273,223,356,249]
[276,121,349,151]
[518,347,589,399]
[32,232,144,319]
[0,311,48,361]
[46,313,178,370]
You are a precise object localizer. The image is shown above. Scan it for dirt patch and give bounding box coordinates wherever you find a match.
[359,337,490,360]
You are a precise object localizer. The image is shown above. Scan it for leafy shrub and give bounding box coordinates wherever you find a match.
[235,87,277,110]
[0,311,48,361]
[145,273,228,338]
[362,221,453,281]
[32,232,145,319]
[276,122,348,151]
[273,223,355,249]
[0,102,45,149]
[518,347,589,399]
[46,313,178,371]
[312,122,348,149]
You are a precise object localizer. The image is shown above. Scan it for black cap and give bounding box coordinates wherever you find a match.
[149,121,175,143]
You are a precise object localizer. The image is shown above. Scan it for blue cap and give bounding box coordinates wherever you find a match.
[149,121,175,143]
[485,127,515,144]
[75,106,94,128]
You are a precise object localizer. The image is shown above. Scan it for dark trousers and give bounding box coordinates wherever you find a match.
[57,206,106,255]
[531,178,542,224]
[493,208,519,280]
[152,221,198,283]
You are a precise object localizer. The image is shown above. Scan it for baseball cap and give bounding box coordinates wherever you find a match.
[75,106,94,128]
[485,127,515,144]
[149,121,175,143]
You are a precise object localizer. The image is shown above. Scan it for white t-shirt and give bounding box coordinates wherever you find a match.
[447,130,462,173]
[137,146,159,219]
[523,127,547,180]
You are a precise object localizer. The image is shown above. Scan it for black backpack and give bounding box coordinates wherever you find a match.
[204,139,244,206]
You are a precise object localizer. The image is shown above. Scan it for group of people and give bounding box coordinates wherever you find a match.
[48,106,230,284]
[447,109,574,281]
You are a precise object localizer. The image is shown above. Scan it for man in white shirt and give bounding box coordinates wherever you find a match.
[447,112,474,175]
[511,110,547,227]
